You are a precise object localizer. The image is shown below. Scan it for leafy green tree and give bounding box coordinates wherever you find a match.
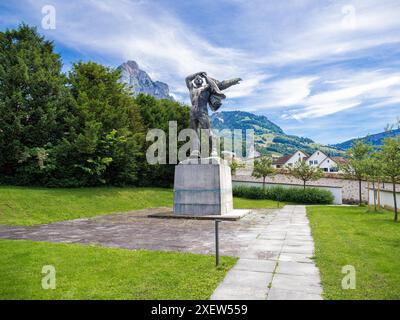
[0,24,191,188]
[378,137,400,222]
[56,61,143,186]
[229,157,244,176]
[341,140,372,205]
[287,160,323,189]
[362,152,383,211]
[134,94,190,187]
[0,24,70,182]
[252,157,276,190]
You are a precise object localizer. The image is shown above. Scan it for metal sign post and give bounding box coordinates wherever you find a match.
[215,220,221,267]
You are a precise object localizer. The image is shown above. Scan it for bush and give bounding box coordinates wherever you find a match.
[233,185,334,204]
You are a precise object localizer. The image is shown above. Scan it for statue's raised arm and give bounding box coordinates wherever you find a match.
[217,78,242,91]
[185,71,207,89]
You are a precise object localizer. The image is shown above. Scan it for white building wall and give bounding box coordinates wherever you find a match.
[307,151,328,167]
[319,157,341,173]
[368,188,400,210]
[285,151,308,167]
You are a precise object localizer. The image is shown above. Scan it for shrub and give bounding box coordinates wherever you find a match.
[233,185,334,204]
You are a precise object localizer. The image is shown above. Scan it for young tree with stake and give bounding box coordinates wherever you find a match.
[378,137,400,222]
[341,140,372,205]
[252,157,276,190]
[287,160,323,189]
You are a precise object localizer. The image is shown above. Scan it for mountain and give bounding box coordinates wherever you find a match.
[211,111,344,157]
[118,60,172,100]
[334,128,400,150]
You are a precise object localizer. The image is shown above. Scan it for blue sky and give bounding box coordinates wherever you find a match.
[1,0,400,144]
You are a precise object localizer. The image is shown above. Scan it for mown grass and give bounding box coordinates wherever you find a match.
[0,186,173,225]
[0,186,283,226]
[234,197,285,209]
[307,206,400,300]
[0,239,237,300]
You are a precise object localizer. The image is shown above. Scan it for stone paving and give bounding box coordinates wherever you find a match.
[0,205,323,300]
[0,207,276,257]
[211,205,323,300]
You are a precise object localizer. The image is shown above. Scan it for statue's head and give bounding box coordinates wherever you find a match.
[193,75,204,87]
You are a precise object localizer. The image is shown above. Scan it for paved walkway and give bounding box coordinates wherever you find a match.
[211,205,323,300]
[0,208,276,257]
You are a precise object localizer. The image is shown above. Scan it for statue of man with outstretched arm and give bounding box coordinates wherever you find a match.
[185,71,241,158]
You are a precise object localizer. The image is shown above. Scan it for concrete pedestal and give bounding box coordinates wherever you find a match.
[173,159,233,216]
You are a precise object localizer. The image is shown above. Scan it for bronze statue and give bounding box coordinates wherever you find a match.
[185,72,241,157]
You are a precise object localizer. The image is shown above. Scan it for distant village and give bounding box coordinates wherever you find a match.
[271,150,347,174]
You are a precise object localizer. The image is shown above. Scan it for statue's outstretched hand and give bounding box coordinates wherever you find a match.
[236,78,242,84]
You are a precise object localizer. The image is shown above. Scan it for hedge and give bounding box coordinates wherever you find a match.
[233,185,334,204]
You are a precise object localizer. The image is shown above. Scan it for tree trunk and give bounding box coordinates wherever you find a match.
[393,181,398,222]
[358,179,362,205]
[303,180,306,190]
[373,181,377,211]
[378,180,381,209]
[367,181,370,210]
[263,177,266,191]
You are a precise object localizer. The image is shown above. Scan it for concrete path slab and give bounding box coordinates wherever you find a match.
[211,205,323,300]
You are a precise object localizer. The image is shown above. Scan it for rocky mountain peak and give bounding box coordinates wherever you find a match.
[118,60,172,100]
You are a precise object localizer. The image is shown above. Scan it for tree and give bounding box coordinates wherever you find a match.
[0,24,70,183]
[378,137,400,222]
[228,156,244,176]
[0,24,191,188]
[287,160,323,189]
[341,140,372,205]
[252,157,276,190]
[56,61,144,186]
[134,94,190,187]
[362,152,383,211]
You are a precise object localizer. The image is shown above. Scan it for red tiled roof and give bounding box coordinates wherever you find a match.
[331,156,348,165]
[273,155,292,165]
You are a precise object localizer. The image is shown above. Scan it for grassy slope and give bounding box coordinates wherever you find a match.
[307,206,400,300]
[0,239,236,300]
[0,186,282,226]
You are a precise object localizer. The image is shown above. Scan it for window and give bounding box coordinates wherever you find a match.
[309,161,313,165]
[323,168,328,172]
[314,160,318,164]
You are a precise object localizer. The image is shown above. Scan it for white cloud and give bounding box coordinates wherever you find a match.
[284,70,400,119]
[223,73,272,98]
[5,0,400,134]
[21,0,259,99]
[264,77,318,107]
[231,0,400,66]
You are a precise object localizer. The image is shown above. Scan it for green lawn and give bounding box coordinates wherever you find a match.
[0,186,282,226]
[307,206,400,300]
[0,186,173,225]
[234,197,285,209]
[0,239,236,300]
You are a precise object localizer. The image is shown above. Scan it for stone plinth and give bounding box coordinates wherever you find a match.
[173,159,233,216]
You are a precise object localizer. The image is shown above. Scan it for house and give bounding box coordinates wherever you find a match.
[273,150,347,173]
[272,150,309,169]
[307,150,347,173]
